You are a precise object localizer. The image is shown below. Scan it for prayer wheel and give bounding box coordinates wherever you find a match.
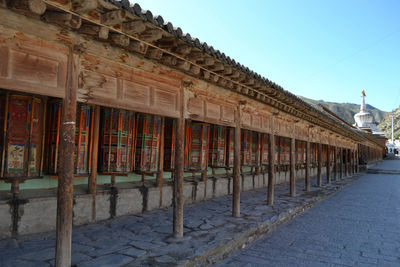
[99,108,135,173]
[241,130,259,167]
[184,121,210,171]
[260,133,269,165]
[45,100,93,176]
[209,125,234,168]
[0,94,44,178]
[135,114,162,173]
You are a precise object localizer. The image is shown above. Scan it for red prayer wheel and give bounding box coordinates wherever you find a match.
[99,108,135,173]
[135,114,162,173]
[184,121,210,171]
[0,94,44,179]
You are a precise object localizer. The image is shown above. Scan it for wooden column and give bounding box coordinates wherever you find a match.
[173,82,185,237]
[344,148,348,177]
[317,143,322,187]
[333,146,338,181]
[232,108,241,217]
[55,46,78,267]
[355,149,359,173]
[326,145,330,183]
[88,106,100,195]
[305,141,310,192]
[290,138,296,197]
[267,119,275,205]
[340,148,344,179]
[157,117,165,207]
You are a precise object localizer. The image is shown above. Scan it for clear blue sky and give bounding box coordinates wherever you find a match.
[134,0,400,112]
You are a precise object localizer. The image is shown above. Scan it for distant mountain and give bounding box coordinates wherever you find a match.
[378,108,400,139]
[299,96,389,125]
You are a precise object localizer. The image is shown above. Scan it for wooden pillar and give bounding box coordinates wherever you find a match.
[173,116,184,237]
[340,148,344,179]
[344,148,348,177]
[333,146,338,181]
[355,149,359,173]
[55,46,78,267]
[232,108,241,217]
[305,141,310,192]
[290,138,296,197]
[173,82,185,237]
[267,122,275,205]
[88,106,100,195]
[157,118,165,207]
[326,145,330,184]
[317,143,322,187]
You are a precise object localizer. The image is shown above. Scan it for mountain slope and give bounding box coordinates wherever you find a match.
[299,96,389,125]
[378,108,400,139]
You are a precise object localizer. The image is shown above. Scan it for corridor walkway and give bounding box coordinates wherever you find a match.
[220,160,400,266]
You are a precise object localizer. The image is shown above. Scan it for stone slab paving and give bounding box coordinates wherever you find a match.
[0,173,359,267]
[219,160,400,267]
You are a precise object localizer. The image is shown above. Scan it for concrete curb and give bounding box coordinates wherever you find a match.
[180,174,363,267]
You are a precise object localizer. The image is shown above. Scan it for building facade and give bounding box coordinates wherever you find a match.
[0,1,384,263]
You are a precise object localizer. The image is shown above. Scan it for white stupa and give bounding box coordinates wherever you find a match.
[353,90,384,135]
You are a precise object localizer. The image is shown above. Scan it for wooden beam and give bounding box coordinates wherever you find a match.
[128,40,148,54]
[99,26,109,40]
[223,66,233,75]
[189,64,200,76]
[176,60,190,72]
[43,11,82,29]
[122,20,146,35]
[230,70,240,79]
[8,0,46,15]
[55,46,78,267]
[101,9,126,26]
[146,47,163,60]
[110,33,130,47]
[317,143,322,187]
[218,78,227,87]
[209,62,224,72]
[161,54,177,66]
[175,45,192,55]
[232,108,241,217]
[157,37,178,49]
[305,141,310,191]
[72,0,98,14]
[202,70,211,80]
[140,28,163,43]
[290,137,296,197]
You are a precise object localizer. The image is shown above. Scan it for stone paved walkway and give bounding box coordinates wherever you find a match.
[0,172,361,267]
[220,159,400,267]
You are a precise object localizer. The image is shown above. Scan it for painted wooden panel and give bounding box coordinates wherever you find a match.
[80,54,180,118]
[188,97,204,116]
[241,112,251,127]
[221,105,234,123]
[122,79,151,106]
[0,33,67,98]
[81,70,118,100]
[205,102,220,120]
[252,115,262,129]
